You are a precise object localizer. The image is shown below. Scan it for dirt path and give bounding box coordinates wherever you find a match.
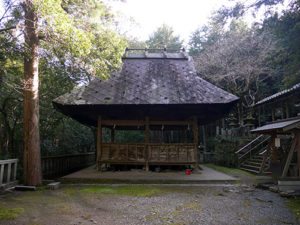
[0,184,297,225]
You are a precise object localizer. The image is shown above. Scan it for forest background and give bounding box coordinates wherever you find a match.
[0,0,299,173]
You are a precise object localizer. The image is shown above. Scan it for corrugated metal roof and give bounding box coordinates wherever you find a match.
[251,117,300,133]
[54,54,239,106]
[255,83,300,106]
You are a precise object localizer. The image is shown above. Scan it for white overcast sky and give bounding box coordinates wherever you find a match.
[107,0,231,44]
[106,0,289,44]
[0,0,289,45]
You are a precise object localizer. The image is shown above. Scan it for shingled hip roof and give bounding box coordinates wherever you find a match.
[53,52,239,126]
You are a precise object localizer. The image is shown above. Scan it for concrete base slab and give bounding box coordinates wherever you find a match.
[0,181,18,192]
[278,179,300,192]
[47,182,61,190]
[255,175,273,184]
[60,164,239,184]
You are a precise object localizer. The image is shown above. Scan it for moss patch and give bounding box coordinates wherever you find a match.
[204,164,255,176]
[175,202,201,211]
[57,205,74,215]
[285,198,300,218]
[36,186,47,191]
[0,208,24,220]
[183,203,201,210]
[79,185,163,197]
[64,188,76,195]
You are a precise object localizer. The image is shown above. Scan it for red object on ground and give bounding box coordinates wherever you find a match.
[185,169,191,175]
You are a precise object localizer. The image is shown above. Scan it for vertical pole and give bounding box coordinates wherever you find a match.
[111,129,115,143]
[296,132,300,177]
[7,163,11,183]
[145,117,150,171]
[202,126,206,147]
[193,116,199,171]
[271,134,278,163]
[97,116,102,170]
[271,108,275,121]
[285,103,290,119]
[282,136,297,177]
[14,161,18,181]
[0,164,4,185]
[258,107,261,127]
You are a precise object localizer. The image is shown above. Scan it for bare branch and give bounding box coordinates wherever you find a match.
[0,26,16,32]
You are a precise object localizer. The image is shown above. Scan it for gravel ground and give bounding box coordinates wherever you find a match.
[0,184,298,225]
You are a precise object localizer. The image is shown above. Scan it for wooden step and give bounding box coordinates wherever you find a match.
[246,159,263,165]
[252,155,263,159]
[241,164,261,171]
[245,161,262,167]
[244,159,270,165]
[240,167,260,174]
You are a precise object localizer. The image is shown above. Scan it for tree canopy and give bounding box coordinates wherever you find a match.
[146,24,183,49]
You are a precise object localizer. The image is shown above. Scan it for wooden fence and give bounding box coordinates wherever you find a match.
[100,143,196,165]
[42,152,96,178]
[0,159,18,190]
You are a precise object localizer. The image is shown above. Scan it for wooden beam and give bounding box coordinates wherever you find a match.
[271,135,278,163]
[102,120,145,126]
[97,116,102,170]
[296,132,300,177]
[101,120,193,127]
[150,121,192,125]
[282,135,297,177]
[145,117,150,171]
[193,116,199,171]
[111,129,115,143]
[258,107,261,127]
[285,102,290,119]
[271,108,275,121]
[260,140,271,173]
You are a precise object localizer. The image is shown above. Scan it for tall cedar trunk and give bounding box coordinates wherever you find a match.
[23,0,42,185]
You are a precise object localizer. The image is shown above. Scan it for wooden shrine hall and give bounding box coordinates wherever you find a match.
[53,49,239,170]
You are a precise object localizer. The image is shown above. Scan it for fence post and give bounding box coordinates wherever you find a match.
[0,164,4,185]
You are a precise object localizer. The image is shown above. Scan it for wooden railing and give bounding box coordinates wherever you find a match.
[100,143,196,164]
[235,135,270,165]
[0,159,18,189]
[148,143,196,162]
[42,152,95,178]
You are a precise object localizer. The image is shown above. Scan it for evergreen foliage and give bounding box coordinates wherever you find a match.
[146,24,183,49]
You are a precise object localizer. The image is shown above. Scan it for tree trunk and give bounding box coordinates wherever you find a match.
[23,0,42,186]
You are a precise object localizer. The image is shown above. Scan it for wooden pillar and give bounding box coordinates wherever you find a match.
[97,116,102,170]
[296,132,300,177]
[285,103,290,119]
[271,107,275,121]
[193,116,199,171]
[271,134,278,163]
[282,135,297,177]
[260,140,271,173]
[258,107,261,127]
[111,129,115,143]
[202,126,206,147]
[145,117,150,171]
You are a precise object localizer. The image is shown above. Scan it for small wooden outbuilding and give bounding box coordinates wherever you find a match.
[251,117,300,178]
[254,83,300,124]
[53,49,238,170]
